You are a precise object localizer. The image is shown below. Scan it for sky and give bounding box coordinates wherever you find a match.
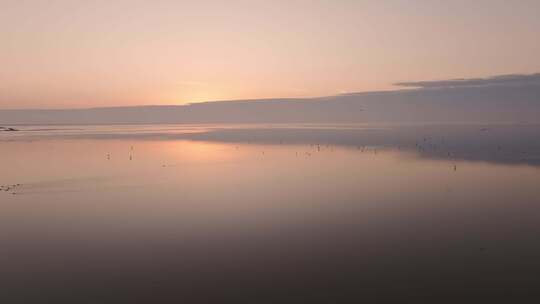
[1,0,539,109]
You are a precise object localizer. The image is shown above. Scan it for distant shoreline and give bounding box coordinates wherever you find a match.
[2,81,540,125]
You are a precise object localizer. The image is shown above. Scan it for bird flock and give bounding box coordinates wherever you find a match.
[0,184,22,195]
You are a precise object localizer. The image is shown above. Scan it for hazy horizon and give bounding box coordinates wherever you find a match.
[0,72,537,111]
[2,72,539,125]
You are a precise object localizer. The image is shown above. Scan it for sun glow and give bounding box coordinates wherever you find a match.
[158,83,234,105]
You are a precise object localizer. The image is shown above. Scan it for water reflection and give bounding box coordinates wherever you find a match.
[4,124,540,166]
[1,125,540,302]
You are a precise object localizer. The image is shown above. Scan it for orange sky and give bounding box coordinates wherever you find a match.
[1,0,539,109]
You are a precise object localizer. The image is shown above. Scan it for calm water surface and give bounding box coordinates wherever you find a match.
[1,124,540,303]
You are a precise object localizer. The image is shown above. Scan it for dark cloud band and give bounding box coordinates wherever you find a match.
[395,73,540,88]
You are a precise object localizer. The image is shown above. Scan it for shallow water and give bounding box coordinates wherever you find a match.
[1,124,540,303]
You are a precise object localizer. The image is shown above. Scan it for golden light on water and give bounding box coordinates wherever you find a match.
[163,141,239,163]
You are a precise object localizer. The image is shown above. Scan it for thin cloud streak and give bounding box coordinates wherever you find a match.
[395,73,540,89]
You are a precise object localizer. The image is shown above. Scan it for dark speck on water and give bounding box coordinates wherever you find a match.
[0,183,23,195]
